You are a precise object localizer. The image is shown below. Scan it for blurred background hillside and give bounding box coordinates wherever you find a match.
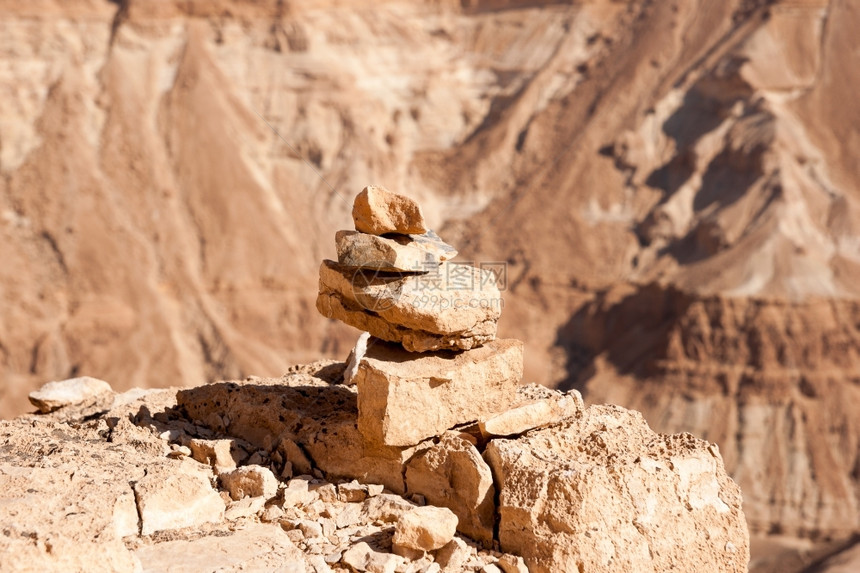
[1,0,859,570]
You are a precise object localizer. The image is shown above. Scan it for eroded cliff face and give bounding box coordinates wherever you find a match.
[2,0,860,564]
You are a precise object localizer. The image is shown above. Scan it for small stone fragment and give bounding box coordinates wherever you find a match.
[189,438,237,472]
[225,496,267,520]
[352,185,427,235]
[343,332,371,386]
[312,482,338,503]
[260,504,285,523]
[393,506,458,552]
[278,438,314,476]
[134,468,225,535]
[435,537,470,572]
[220,465,279,501]
[478,393,582,438]
[28,376,113,413]
[338,480,368,503]
[283,478,313,507]
[336,503,364,529]
[496,554,528,573]
[361,494,416,523]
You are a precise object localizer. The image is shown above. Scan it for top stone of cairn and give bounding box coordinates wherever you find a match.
[353,185,428,236]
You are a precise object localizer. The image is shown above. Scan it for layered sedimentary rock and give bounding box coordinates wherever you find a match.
[317,260,500,352]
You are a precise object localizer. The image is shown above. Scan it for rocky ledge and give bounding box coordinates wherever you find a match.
[0,363,749,572]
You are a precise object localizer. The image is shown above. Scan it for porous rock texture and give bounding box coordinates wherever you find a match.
[485,405,749,573]
[1,366,751,572]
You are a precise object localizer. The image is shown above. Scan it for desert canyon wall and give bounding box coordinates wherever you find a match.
[2,0,860,568]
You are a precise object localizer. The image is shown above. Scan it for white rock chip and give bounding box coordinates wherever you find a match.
[28,376,113,413]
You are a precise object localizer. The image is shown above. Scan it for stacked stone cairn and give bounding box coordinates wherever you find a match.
[316,185,529,451]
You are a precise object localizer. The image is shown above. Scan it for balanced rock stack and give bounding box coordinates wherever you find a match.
[316,185,525,447]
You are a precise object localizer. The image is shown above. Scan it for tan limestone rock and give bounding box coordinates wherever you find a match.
[176,370,426,494]
[354,339,523,447]
[336,230,455,272]
[393,506,458,552]
[28,376,113,413]
[435,537,471,572]
[405,432,495,545]
[220,465,279,500]
[225,496,267,520]
[352,185,427,235]
[483,404,750,573]
[316,260,500,352]
[134,466,225,535]
[133,523,310,572]
[478,390,583,438]
[188,438,238,473]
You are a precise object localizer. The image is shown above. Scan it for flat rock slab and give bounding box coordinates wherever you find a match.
[354,339,523,447]
[316,260,500,352]
[478,390,583,438]
[336,230,456,272]
[483,404,750,573]
[28,376,113,413]
[352,185,427,235]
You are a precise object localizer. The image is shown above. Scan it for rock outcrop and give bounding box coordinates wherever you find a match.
[0,187,751,570]
[2,363,750,572]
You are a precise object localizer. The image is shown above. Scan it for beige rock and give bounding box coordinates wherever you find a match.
[352,185,427,236]
[111,491,140,538]
[478,391,583,438]
[338,479,368,503]
[360,493,416,523]
[316,260,500,352]
[392,506,458,552]
[220,465,279,501]
[336,230,454,272]
[312,482,338,503]
[483,404,750,573]
[225,496,267,520]
[177,374,422,494]
[134,467,225,535]
[283,478,313,507]
[355,340,523,447]
[342,541,403,573]
[188,438,238,472]
[278,437,314,476]
[496,554,528,573]
[133,522,309,572]
[435,537,470,572]
[28,376,113,413]
[343,332,371,386]
[480,565,503,573]
[405,432,495,545]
